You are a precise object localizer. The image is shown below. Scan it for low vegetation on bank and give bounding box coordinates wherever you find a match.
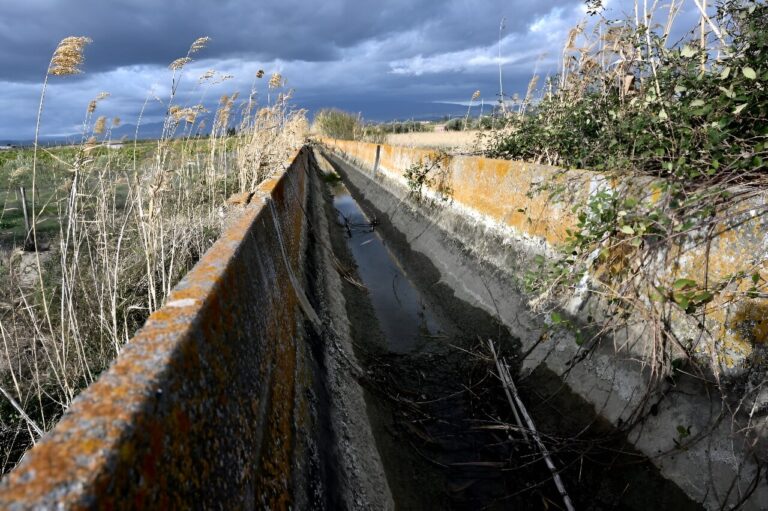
[483,1,767,398]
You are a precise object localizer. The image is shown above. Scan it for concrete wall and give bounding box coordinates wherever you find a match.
[317,137,768,372]
[318,138,768,509]
[1,137,764,508]
[0,150,314,509]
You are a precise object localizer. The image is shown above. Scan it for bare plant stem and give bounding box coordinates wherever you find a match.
[488,340,575,511]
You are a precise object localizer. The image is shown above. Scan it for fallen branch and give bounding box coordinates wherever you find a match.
[487,339,575,511]
[0,386,43,439]
[488,339,528,442]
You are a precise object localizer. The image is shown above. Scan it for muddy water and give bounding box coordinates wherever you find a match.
[333,186,440,353]
[329,179,702,510]
[332,182,522,509]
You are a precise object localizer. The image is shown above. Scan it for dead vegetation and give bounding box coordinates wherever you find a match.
[0,36,307,473]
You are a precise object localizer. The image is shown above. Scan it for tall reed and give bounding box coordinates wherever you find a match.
[0,36,307,473]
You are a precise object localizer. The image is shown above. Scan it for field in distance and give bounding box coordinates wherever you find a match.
[386,129,488,154]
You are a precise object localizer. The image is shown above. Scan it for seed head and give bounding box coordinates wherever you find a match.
[173,104,206,123]
[525,75,539,100]
[268,72,283,89]
[87,91,110,114]
[49,36,92,76]
[214,93,238,133]
[256,69,265,79]
[189,37,211,55]
[10,166,28,184]
[565,23,584,51]
[169,57,192,70]
[112,117,121,127]
[471,90,481,101]
[94,116,106,134]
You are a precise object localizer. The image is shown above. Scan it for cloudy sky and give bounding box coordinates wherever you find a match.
[0,0,698,141]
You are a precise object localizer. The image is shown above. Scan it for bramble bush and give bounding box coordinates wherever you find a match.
[488,1,767,185]
[488,1,768,384]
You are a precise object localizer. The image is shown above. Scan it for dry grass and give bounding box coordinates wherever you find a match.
[386,130,488,154]
[0,36,306,473]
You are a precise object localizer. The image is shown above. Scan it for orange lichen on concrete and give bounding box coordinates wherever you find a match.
[729,301,768,346]
[0,149,312,509]
[317,137,588,246]
[319,138,768,369]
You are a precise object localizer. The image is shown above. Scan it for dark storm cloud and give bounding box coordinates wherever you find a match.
[3,0,700,139]
[0,0,564,82]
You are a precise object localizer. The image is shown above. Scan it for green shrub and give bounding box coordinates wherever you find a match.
[313,108,362,140]
[487,1,768,184]
[486,0,768,386]
[445,118,464,131]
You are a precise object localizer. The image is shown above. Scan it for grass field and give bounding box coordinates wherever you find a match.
[0,144,148,247]
[386,130,489,154]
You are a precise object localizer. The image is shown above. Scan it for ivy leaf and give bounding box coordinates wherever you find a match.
[742,67,757,80]
[620,225,635,235]
[718,86,735,99]
[690,99,705,107]
[673,278,697,290]
[733,103,748,115]
[673,294,690,310]
[623,197,639,208]
[692,291,714,304]
[720,67,731,79]
[681,45,696,58]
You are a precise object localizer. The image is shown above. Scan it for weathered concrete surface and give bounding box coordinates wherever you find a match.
[318,137,768,371]
[0,147,390,510]
[303,148,394,510]
[318,139,768,510]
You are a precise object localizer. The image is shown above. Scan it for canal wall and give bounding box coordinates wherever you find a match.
[317,137,768,510]
[0,147,390,510]
[0,137,764,509]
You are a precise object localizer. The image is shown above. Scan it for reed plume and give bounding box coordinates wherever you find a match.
[169,57,192,70]
[464,90,481,130]
[189,36,211,54]
[269,72,283,89]
[49,36,92,76]
[94,116,106,135]
[87,92,110,114]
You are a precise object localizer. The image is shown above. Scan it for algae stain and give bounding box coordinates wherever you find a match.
[730,301,768,345]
